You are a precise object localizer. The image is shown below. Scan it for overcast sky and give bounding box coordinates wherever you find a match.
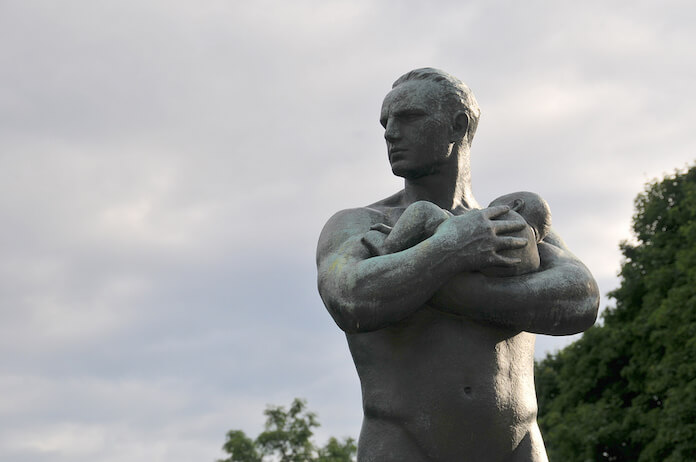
[1,1,695,461]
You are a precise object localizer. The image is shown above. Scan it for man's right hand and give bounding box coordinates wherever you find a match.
[433,205,528,273]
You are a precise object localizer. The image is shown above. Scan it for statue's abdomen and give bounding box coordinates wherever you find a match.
[347,308,538,461]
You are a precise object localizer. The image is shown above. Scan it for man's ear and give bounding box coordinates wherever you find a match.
[451,111,469,142]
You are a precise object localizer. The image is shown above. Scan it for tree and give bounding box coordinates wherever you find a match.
[219,398,356,462]
[536,165,696,461]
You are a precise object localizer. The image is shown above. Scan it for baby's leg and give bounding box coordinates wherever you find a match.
[381,201,450,254]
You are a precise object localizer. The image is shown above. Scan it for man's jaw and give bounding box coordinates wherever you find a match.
[388,147,408,162]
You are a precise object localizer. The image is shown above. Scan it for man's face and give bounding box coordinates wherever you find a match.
[380,80,454,179]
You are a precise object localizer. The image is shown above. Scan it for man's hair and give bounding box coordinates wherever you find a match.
[392,68,481,145]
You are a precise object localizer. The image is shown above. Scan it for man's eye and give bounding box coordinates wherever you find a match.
[400,113,423,121]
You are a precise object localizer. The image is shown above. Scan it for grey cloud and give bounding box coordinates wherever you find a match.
[2,1,696,461]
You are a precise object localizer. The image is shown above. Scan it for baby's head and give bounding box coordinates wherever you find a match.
[489,191,551,242]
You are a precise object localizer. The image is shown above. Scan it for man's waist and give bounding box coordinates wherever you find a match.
[359,411,537,462]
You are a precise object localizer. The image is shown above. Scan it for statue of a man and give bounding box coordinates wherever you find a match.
[316,68,599,461]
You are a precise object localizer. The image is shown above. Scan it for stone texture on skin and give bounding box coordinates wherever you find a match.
[316,68,599,461]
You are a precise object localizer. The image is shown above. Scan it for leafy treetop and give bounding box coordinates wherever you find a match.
[219,398,356,462]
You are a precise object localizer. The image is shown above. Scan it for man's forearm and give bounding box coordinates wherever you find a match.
[428,243,600,335]
[319,234,461,333]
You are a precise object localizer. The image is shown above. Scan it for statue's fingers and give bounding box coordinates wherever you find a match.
[496,236,528,250]
[491,254,522,267]
[370,223,393,234]
[481,205,510,220]
[492,219,526,235]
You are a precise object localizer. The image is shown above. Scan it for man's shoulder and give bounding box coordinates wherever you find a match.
[319,206,387,244]
[367,190,406,210]
[316,192,404,263]
[316,207,379,258]
[322,190,405,231]
[539,228,569,251]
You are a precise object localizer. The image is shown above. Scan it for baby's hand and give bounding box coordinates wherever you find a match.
[362,229,389,256]
[370,223,393,234]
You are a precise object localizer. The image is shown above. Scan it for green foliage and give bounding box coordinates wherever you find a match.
[316,437,359,462]
[221,430,261,462]
[536,165,696,461]
[218,398,356,462]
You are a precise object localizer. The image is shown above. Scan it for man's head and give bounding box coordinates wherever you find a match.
[392,68,480,146]
[380,68,480,179]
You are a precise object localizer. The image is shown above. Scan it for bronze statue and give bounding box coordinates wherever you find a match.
[316,68,599,461]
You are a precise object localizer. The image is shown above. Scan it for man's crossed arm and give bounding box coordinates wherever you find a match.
[317,205,530,333]
[428,230,599,335]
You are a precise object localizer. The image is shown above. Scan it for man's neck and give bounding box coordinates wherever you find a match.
[403,151,477,213]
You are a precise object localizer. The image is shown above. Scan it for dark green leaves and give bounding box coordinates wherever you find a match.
[537,165,696,462]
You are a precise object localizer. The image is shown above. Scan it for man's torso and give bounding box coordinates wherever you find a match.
[348,198,545,461]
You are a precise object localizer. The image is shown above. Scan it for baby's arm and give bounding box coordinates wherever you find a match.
[362,201,451,256]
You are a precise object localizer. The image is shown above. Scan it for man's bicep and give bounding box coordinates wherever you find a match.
[316,208,400,333]
[317,235,371,284]
[537,229,599,311]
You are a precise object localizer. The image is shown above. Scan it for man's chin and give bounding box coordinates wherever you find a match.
[390,166,413,179]
[390,165,433,180]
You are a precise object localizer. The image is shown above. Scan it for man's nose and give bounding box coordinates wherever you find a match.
[384,118,401,142]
